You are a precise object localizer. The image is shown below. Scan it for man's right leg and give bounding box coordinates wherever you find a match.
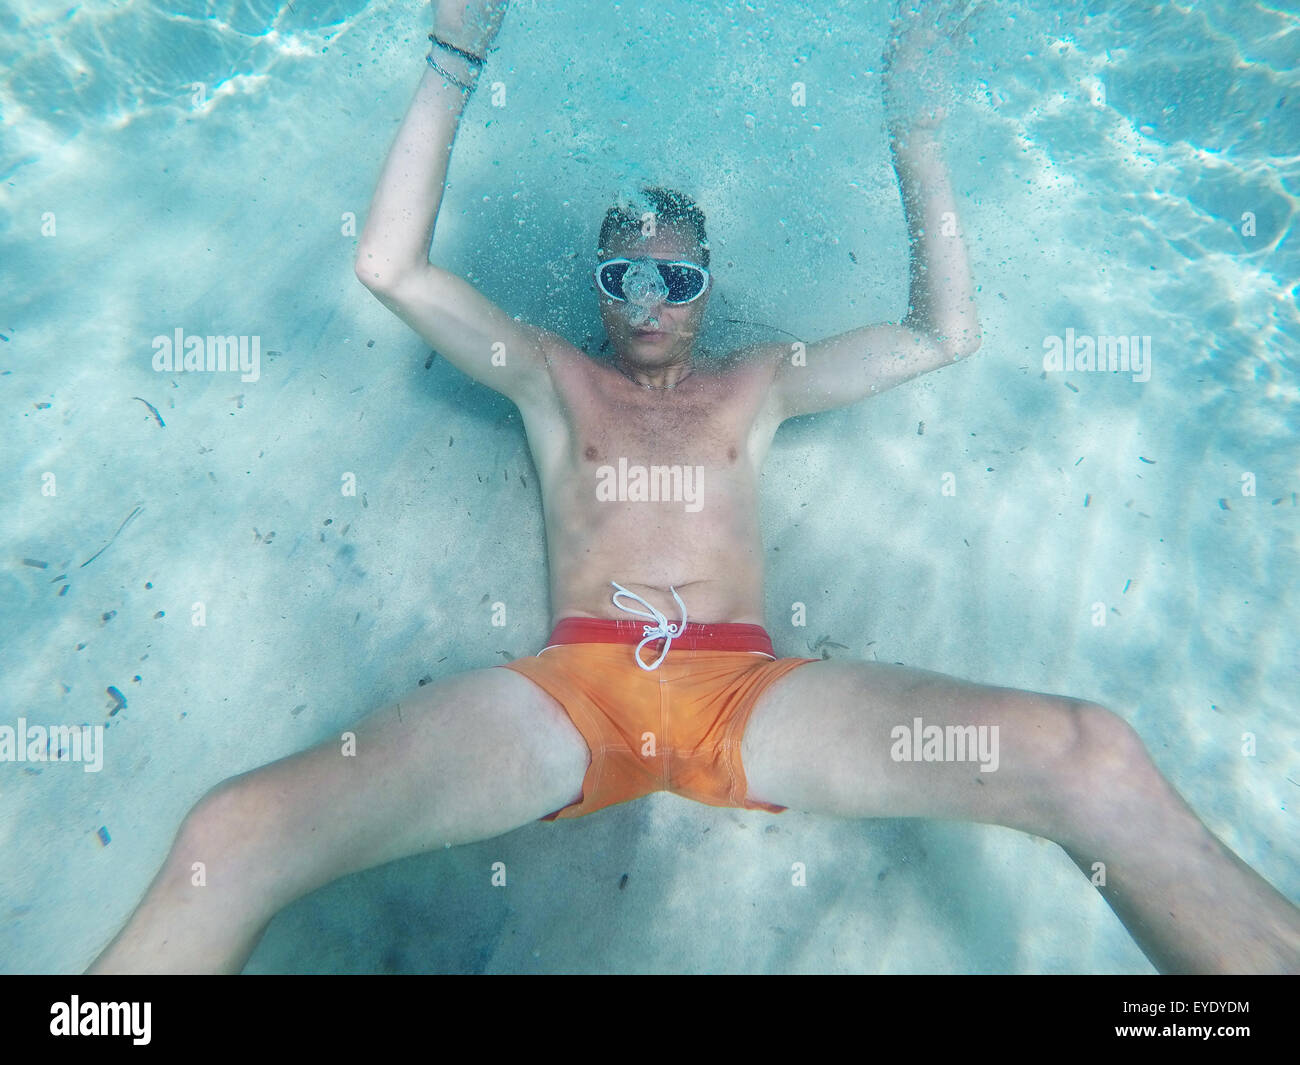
[87,667,588,974]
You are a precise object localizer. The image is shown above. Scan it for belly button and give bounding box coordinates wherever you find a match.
[584,445,598,461]
[728,446,738,462]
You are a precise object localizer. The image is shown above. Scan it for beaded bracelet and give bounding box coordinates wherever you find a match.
[428,32,486,65]
[426,52,475,92]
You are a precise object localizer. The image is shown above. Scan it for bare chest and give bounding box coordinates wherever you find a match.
[570,363,760,465]
[577,396,744,468]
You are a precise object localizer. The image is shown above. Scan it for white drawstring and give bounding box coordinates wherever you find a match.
[610,581,688,671]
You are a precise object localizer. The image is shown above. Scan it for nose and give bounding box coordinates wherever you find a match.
[620,299,665,328]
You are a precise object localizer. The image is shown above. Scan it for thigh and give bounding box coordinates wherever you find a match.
[200,666,588,912]
[741,659,1092,837]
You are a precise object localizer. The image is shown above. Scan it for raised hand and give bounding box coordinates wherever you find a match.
[432,0,510,59]
[881,0,975,132]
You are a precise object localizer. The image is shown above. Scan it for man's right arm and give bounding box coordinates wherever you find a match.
[353,17,555,409]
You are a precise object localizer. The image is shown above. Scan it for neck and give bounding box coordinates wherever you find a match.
[615,356,694,390]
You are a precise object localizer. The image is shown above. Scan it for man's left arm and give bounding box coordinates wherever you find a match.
[772,122,980,421]
[893,123,982,357]
[771,1,981,421]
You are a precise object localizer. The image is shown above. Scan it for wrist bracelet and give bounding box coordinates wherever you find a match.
[428,32,486,66]
[426,52,476,92]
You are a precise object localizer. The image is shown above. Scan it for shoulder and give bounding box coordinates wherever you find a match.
[530,333,626,415]
[716,342,787,384]
[538,331,589,367]
[713,342,793,430]
[713,342,789,412]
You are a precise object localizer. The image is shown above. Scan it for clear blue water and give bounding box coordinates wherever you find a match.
[1,0,1296,973]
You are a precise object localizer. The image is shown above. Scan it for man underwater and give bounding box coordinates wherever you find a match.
[90,0,1300,974]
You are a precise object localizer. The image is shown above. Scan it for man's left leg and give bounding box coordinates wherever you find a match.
[741,659,1300,974]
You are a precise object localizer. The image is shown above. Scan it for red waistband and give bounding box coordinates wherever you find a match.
[544,617,775,656]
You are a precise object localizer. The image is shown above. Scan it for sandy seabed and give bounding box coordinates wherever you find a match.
[2,0,1295,974]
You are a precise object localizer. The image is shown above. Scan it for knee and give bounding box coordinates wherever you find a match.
[175,775,265,867]
[1059,700,1154,793]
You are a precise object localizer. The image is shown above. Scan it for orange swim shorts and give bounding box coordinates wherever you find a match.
[499,617,818,821]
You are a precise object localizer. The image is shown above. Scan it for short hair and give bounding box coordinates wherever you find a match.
[597,186,710,267]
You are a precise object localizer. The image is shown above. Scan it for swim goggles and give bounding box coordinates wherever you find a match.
[595,258,711,306]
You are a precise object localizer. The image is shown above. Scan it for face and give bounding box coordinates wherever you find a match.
[596,226,711,369]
